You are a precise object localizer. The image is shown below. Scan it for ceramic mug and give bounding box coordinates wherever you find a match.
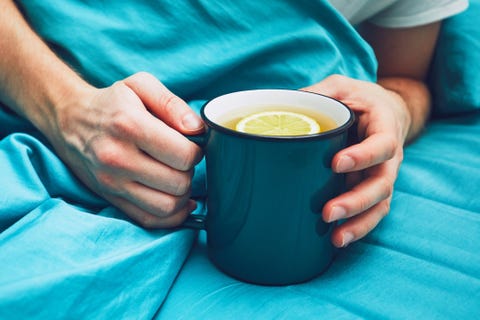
[184,89,354,285]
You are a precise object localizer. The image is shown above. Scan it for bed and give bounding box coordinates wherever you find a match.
[1,1,479,319]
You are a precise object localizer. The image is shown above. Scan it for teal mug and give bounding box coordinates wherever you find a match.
[185,89,354,285]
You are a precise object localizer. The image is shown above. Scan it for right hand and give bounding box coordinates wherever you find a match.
[50,72,204,228]
[303,75,410,247]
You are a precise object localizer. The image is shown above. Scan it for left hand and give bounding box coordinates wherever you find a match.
[303,74,412,248]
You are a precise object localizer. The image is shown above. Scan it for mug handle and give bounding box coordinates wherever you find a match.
[180,132,207,229]
[182,209,207,229]
[185,133,206,147]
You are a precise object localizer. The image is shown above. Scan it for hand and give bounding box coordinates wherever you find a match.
[50,72,204,228]
[303,74,411,247]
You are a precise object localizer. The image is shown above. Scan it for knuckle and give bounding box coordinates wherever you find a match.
[364,204,390,234]
[96,171,114,188]
[95,172,123,195]
[363,218,380,236]
[328,74,347,83]
[178,145,202,171]
[379,177,394,198]
[385,137,399,159]
[142,212,185,229]
[355,193,372,213]
[172,172,192,196]
[161,94,183,115]
[165,215,187,228]
[137,214,161,229]
[95,143,125,169]
[111,111,138,138]
[160,196,181,215]
[135,71,154,81]
[125,71,156,87]
[365,149,376,167]
[110,80,124,92]
[396,148,404,163]
[381,200,391,217]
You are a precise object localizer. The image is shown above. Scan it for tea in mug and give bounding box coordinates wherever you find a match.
[219,105,338,136]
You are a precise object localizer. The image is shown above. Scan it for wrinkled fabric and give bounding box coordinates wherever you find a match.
[0,132,199,319]
[15,0,376,96]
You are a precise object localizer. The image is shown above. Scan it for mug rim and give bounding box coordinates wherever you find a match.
[200,89,355,141]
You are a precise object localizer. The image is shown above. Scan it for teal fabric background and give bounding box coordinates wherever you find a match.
[429,0,480,117]
[0,133,198,319]
[15,0,376,100]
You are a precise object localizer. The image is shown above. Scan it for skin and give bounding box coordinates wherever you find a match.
[304,22,439,247]
[0,0,438,246]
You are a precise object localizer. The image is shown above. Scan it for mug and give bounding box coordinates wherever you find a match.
[185,89,354,285]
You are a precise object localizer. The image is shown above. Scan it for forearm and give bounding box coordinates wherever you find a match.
[0,0,93,141]
[378,77,431,144]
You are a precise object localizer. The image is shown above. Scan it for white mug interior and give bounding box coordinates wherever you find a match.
[202,89,352,134]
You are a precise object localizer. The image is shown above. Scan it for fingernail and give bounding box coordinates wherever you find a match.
[336,155,355,172]
[328,206,346,222]
[341,232,355,247]
[182,113,203,131]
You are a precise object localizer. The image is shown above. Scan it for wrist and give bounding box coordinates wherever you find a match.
[384,88,412,144]
[44,77,98,153]
[378,77,431,143]
[0,0,97,146]
[29,72,96,144]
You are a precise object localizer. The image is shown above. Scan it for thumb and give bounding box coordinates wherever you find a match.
[123,72,204,134]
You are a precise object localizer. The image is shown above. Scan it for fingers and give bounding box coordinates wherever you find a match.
[92,140,198,228]
[123,72,204,135]
[330,198,391,248]
[78,72,205,228]
[95,155,198,228]
[94,142,195,197]
[324,161,395,222]
[108,195,198,229]
[118,180,192,220]
[87,124,199,228]
[132,113,203,171]
[332,133,399,173]
[304,75,410,248]
[122,72,204,171]
[324,156,401,248]
[103,76,203,171]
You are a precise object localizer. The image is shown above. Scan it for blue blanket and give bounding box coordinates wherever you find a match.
[0,129,199,318]
[1,0,479,319]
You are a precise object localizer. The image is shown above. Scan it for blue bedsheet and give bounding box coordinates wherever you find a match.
[2,113,479,319]
[0,129,199,319]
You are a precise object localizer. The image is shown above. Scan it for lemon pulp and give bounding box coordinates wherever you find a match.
[235,111,320,136]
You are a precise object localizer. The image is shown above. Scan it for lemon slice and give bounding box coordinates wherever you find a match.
[235,111,320,136]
